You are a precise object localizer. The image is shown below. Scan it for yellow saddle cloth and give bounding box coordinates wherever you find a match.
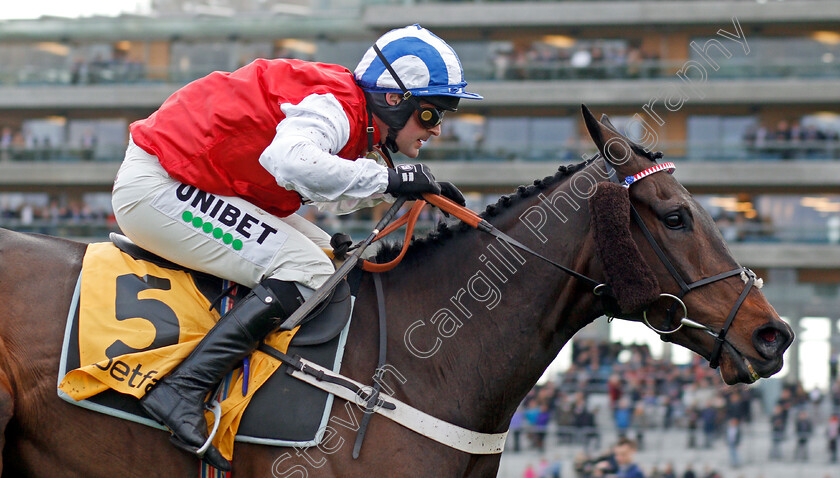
[59,242,298,460]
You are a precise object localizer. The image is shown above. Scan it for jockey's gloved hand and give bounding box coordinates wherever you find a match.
[386,163,441,199]
[437,181,466,206]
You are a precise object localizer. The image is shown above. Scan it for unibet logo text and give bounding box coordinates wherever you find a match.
[175,185,279,245]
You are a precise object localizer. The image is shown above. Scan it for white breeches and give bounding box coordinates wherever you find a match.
[111,138,335,290]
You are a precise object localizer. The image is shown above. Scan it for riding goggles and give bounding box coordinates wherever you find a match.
[416,105,445,129]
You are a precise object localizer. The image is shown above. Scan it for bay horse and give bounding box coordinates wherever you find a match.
[0,106,792,477]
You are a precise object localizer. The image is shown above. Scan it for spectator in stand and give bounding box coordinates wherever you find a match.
[544,455,563,478]
[612,437,644,478]
[660,463,676,478]
[0,127,12,161]
[572,392,600,453]
[724,417,741,468]
[769,403,787,460]
[524,400,550,452]
[633,399,650,450]
[794,408,814,461]
[557,394,577,445]
[522,463,537,478]
[827,413,839,463]
[699,400,718,449]
[685,407,699,449]
[607,374,623,410]
[509,403,525,452]
[614,397,634,439]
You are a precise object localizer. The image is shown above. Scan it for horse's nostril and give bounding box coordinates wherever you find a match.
[753,324,793,361]
[758,328,778,343]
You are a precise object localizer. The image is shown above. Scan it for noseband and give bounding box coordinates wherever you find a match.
[602,159,757,372]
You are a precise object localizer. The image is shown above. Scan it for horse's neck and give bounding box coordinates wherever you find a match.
[374,179,604,434]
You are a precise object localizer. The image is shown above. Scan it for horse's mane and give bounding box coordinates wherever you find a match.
[371,156,597,265]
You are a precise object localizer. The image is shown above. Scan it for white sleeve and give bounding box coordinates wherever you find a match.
[259,93,390,207]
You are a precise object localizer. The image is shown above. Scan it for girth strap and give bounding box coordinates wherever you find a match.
[352,273,389,458]
[286,357,508,454]
[256,342,508,454]
[256,343,396,412]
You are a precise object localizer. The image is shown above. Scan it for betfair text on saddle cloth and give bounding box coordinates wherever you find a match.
[110,23,482,470]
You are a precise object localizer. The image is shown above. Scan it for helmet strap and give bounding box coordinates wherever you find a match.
[369,44,424,154]
[384,130,400,154]
[365,103,395,167]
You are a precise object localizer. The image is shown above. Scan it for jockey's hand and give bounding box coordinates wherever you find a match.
[386,163,441,199]
[437,181,466,206]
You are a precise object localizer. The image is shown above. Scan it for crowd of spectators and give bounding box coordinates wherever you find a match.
[488,41,663,81]
[508,339,834,478]
[743,120,840,160]
[0,126,99,162]
[0,198,116,237]
[510,340,733,451]
[68,53,147,85]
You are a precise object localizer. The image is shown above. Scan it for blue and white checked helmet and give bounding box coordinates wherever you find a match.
[354,24,482,101]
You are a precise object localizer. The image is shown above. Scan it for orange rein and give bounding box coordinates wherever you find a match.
[360,193,482,273]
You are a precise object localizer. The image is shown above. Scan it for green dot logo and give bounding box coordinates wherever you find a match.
[180,210,244,252]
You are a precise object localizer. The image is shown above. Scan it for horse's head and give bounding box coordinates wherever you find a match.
[581,105,793,385]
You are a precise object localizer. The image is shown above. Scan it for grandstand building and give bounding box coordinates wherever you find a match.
[0,0,838,387]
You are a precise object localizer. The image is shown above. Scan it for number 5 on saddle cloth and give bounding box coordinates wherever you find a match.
[57,235,355,459]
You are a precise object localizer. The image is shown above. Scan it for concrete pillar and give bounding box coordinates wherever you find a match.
[787,314,801,385]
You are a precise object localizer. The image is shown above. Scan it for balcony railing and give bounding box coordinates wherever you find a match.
[2,56,840,88]
[418,140,840,162]
[1,214,836,245]
[0,144,126,162]
[2,140,839,165]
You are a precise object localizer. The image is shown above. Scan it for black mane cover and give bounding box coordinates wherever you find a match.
[589,182,660,314]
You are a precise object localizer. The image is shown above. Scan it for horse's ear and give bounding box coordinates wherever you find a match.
[581,104,602,145]
[581,104,640,170]
[600,114,620,133]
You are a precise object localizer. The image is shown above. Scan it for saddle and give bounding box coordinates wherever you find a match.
[108,233,350,346]
[58,234,356,457]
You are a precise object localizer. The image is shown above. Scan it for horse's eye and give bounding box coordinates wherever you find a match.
[663,213,684,229]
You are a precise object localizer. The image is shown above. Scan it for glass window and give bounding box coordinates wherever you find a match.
[696,194,840,243]
[0,42,73,84]
[22,118,66,150]
[170,41,238,82]
[484,117,530,153]
[68,119,127,161]
[694,35,840,79]
[313,39,367,67]
[481,116,575,161]
[687,115,757,160]
[528,117,575,160]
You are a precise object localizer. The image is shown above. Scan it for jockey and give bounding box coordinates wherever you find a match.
[111,24,481,470]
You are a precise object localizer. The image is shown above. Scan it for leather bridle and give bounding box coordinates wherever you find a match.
[601,158,758,372]
[409,155,759,375]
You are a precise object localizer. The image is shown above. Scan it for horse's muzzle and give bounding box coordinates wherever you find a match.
[752,320,794,363]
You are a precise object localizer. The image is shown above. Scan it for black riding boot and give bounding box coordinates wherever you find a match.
[140,278,302,471]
